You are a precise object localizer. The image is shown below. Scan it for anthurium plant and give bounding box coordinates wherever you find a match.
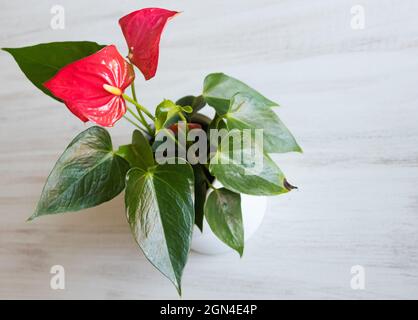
[3,7,301,294]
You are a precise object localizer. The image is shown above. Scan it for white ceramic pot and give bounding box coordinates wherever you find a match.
[191,180,267,255]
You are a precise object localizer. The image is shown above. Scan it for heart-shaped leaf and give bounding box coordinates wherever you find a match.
[116,130,154,170]
[125,162,194,294]
[30,126,129,220]
[224,93,302,153]
[203,73,278,114]
[3,41,105,100]
[209,130,291,195]
[205,188,244,256]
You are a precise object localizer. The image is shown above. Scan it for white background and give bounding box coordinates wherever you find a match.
[0,0,417,299]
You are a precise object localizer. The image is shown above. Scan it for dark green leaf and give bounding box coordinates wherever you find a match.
[3,41,105,100]
[125,162,194,294]
[193,164,209,231]
[116,130,154,170]
[176,95,206,117]
[224,93,302,153]
[205,188,244,256]
[203,73,278,114]
[30,126,129,220]
[190,113,211,125]
[209,130,290,195]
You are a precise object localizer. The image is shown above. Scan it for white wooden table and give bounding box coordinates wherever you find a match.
[1,0,417,299]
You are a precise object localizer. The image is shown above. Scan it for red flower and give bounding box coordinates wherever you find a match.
[44,45,134,127]
[119,8,178,80]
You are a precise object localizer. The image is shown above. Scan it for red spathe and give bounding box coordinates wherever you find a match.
[44,45,134,127]
[119,8,178,80]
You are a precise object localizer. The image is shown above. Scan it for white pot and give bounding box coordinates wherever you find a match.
[191,180,267,255]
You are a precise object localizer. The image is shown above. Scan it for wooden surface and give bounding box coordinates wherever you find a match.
[1,0,418,299]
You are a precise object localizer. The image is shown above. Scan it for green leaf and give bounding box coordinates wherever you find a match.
[155,99,182,132]
[176,95,206,117]
[2,41,105,100]
[116,130,154,170]
[30,126,129,220]
[209,130,291,195]
[224,93,302,153]
[189,112,210,123]
[203,73,278,114]
[180,105,193,113]
[205,188,244,256]
[125,162,194,294]
[193,164,209,231]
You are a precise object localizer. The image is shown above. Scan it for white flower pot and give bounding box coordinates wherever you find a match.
[191,180,267,255]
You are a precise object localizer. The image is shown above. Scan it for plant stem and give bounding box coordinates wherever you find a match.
[203,174,216,190]
[141,119,154,137]
[126,106,148,129]
[214,114,224,128]
[125,104,153,136]
[123,94,155,121]
[123,115,148,135]
[178,112,187,123]
[130,82,148,125]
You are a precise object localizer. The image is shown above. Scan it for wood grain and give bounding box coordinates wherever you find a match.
[1,0,417,299]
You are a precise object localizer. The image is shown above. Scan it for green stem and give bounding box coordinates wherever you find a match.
[203,174,216,190]
[126,106,148,128]
[125,103,153,136]
[130,79,138,100]
[123,115,148,135]
[123,94,155,121]
[214,114,224,128]
[178,112,187,123]
[142,119,154,137]
[130,82,148,126]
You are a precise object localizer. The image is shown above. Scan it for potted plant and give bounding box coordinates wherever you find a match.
[3,7,301,295]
